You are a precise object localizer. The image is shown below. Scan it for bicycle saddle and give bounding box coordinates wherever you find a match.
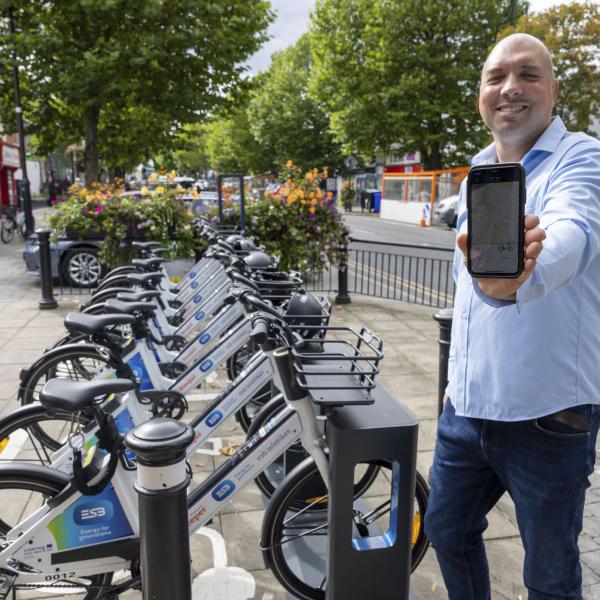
[117,290,162,302]
[39,378,135,413]
[132,257,166,271]
[64,312,136,335]
[104,298,157,317]
[132,241,161,250]
[126,272,163,288]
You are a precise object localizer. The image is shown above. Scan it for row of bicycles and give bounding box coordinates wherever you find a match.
[0,222,429,599]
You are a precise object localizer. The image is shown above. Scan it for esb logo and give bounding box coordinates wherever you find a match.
[199,359,213,373]
[189,271,197,279]
[193,294,203,304]
[211,480,236,502]
[205,410,223,428]
[74,501,113,525]
[194,311,206,321]
[199,333,211,345]
[191,281,199,289]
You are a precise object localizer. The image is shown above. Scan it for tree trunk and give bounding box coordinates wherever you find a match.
[84,106,100,184]
[421,141,443,171]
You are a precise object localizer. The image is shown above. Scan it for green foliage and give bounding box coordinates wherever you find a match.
[0,0,273,180]
[309,0,527,169]
[498,1,600,134]
[248,35,343,172]
[200,162,349,272]
[49,184,197,267]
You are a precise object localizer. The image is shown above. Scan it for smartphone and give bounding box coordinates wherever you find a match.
[467,163,526,278]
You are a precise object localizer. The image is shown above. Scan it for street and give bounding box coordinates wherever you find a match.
[339,214,457,307]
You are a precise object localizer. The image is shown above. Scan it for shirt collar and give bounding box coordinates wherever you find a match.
[471,116,567,166]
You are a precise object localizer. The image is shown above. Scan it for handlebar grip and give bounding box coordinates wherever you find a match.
[251,317,270,345]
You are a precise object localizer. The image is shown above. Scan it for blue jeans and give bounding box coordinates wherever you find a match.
[424,401,600,600]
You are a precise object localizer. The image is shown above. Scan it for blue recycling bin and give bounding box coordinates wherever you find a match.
[373,191,382,213]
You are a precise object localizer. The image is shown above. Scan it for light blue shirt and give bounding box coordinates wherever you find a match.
[448,116,600,421]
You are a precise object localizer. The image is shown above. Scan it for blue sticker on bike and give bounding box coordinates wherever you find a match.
[211,479,236,502]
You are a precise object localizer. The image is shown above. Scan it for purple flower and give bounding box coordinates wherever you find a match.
[82,206,89,214]
[119,241,127,248]
[95,205,103,213]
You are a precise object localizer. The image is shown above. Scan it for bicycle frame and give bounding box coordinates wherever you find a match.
[0,377,327,590]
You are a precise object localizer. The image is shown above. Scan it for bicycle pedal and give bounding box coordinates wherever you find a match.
[0,571,16,599]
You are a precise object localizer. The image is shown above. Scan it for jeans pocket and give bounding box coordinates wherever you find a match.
[534,405,592,440]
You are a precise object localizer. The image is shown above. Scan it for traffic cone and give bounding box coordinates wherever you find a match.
[419,206,426,227]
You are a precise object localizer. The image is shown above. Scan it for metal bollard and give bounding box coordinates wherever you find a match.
[433,308,453,418]
[36,230,58,310]
[335,266,351,304]
[125,418,194,600]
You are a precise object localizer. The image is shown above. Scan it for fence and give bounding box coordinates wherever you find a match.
[305,238,455,308]
[45,237,455,309]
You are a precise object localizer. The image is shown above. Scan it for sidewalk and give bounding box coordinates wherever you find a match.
[2,236,600,599]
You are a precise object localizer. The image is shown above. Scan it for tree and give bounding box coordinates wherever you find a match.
[0,0,272,182]
[309,0,527,169]
[498,1,600,134]
[203,104,272,174]
[247,35,343,172]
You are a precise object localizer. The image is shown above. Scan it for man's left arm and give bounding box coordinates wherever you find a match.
[517,144,600,303]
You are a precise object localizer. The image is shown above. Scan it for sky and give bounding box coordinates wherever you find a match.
[245,0,598,74]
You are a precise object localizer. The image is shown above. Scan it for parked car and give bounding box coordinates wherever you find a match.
[433,194,459,228]
[23,233,105,288]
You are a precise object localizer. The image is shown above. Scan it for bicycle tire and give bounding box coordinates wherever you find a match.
[246,397,380,506]
[20,347,109,449]
[0,471,112,599]
[0,403,88,465]
[261,458,429,600]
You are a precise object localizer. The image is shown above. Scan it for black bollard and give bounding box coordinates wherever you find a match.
[335,266,351,304]
[36,230,58,310]
[433,308,453,418]
[125,418,194,600]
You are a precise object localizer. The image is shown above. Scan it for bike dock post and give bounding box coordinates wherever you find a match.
[125,418,194,600]
[36,229,58,309]
[325,383,418,600]
[433,308,453,418]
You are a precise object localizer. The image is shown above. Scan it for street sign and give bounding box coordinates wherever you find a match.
[200,191,219,201]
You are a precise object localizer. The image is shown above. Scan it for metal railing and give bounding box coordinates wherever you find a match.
[305,238,455,308]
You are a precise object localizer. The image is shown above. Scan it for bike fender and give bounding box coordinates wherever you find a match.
[0,402,51,438]
[18,342,103,403]
[0,461,70,489]
[81,287,133,309]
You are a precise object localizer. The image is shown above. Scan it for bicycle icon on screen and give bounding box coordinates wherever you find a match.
[497,243,514,253]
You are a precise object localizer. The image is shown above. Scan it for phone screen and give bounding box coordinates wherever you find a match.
[469,177,521,275]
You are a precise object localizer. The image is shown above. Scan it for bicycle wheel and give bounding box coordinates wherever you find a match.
[1,217,15,243]
[0,403,87,465]
[20,347,109,449]
[247,398,380,506]
[261,459,429,600]
[0,470,112,599]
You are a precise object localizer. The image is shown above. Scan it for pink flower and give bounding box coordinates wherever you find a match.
[95,205,103,213]
[50,199,57,206]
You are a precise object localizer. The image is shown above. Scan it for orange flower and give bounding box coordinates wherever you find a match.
[286,178,292,186]
[286,160,293,169]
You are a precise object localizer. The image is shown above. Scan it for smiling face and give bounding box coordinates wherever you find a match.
[479,34,558,160]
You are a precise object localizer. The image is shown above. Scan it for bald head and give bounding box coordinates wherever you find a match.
[483,34,555,83]
[478,33,558,161]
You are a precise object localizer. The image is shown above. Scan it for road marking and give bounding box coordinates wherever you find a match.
[0,429,27,461]
[193,527,255,600]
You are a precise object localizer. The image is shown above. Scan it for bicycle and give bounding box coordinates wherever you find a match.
[0,291,428,599]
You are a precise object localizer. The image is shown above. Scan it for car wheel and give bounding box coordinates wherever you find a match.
[60,247,105,288]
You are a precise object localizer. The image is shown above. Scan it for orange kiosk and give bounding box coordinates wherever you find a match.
[0,140,20,211]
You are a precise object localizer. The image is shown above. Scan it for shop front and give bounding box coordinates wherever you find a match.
[0,141,20,212]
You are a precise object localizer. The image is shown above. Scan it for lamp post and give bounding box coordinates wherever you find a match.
[7,6,35,237]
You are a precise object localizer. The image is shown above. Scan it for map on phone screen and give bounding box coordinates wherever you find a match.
[470,181,519,273]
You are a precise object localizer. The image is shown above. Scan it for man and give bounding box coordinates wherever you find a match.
[424,33,600,599]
